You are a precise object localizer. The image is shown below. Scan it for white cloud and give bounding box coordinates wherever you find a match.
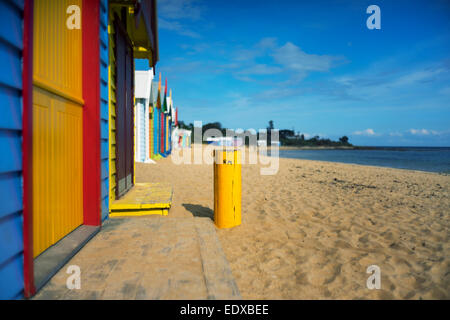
[231,39,343,82]
[390,68,446,87]
[329,57,450,102]
[408,128,442,136]
[439,86,450,95]
[409,128,429,135]
[353,128,377,136]
[257,37,278,50]
[158,0,204,21]
[158,18,201,38]
[158,0,205,38]
[239,64,283,75]
[233,37,278,62]
[272,42,340,72]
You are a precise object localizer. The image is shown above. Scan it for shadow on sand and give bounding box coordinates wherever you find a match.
[182,204,214,221]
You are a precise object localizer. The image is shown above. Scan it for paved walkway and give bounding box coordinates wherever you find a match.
[33,217,241,300]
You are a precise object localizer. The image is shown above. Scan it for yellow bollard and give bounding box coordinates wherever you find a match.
[213,148,242,229]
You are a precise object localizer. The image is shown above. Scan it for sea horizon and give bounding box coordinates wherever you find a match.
[274,146,450,173]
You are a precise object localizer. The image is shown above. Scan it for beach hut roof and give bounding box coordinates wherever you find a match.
[113,0,159,66]
[135,69,153,99]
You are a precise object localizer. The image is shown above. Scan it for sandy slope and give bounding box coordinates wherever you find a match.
[135,148,449,299]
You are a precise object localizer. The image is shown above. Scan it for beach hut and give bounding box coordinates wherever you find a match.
[172,128,192,149]
[148,100,154,159]
[108,0,159,201]
[107,2,174,219]
[184,130,192,148]
[160,80,173,156]
[0,0,32,299]
[166,116,170,154]
[175,107,178,126]
[171,107,192,150]
[149,80,160,160]
[0,0,159,299]
[172,127,179,149]
[167,90,174,154]
[172,128,181,149]
[148,102,153,159]
[153,75,164,157]
[166,96,172,155]
[134,70,154,163]
[160,83,167,156]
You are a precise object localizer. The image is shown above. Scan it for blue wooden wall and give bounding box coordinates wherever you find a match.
[0,0,24,300]
[100,0,109,221]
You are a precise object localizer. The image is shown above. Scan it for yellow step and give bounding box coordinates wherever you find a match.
[110,183,172,217]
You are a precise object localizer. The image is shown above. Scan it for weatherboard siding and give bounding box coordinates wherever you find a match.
[100,0,109,220]
[0,0,24,300]
[108,9,117,203]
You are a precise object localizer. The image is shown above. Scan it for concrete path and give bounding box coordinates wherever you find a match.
[33,217,241,300]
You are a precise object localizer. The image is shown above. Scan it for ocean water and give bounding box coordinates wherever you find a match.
[274,147,450,173]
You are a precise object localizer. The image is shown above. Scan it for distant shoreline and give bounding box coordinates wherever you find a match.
[277,145,450,151]
[278,146,355,150]
[271,145,450,174]
[192,143,449,151]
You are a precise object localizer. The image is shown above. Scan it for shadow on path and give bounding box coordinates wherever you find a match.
[182,204,214,221]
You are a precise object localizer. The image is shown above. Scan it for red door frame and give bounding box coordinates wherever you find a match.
[82,0,102,226]
[22,0,35,298]
[22,0,102,297]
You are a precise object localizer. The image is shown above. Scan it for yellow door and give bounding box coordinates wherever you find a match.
[32,0,84,257]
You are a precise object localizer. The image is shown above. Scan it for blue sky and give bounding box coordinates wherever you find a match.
[136,0,450,146]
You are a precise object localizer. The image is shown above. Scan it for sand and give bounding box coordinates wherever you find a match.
[135,147,450,300]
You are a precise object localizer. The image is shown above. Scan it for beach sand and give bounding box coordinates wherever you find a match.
[135,147,449,300]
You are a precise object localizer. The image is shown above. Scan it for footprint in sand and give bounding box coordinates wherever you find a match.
[306,263,342,286]
[294,271,309,285]
[261,257,283,273]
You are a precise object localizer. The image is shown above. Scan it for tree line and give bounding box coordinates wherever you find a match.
[177,120,352,147]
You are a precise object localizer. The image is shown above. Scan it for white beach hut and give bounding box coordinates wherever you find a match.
[134,69,154,162]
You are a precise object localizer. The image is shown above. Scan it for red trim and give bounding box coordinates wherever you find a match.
[82,0,101,226]
[22,0,35,298]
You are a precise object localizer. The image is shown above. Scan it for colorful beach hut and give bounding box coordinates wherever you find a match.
[134,70,154,163]
[108,3,173,218]
[149,80,160,160]
[172,129,192,149]
[172,108,191,150]
[166,95,172,154]
[0,0,159,299]
[167,89,174,154]
[159,80,174,157]
[108,0,159,200]
[160,83,167,156]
